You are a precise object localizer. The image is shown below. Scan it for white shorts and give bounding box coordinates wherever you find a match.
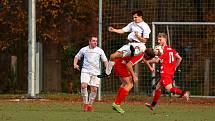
[80,72,100,87]
[117,43,146,57]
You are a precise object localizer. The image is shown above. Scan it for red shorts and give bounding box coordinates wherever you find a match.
[114,58,130,77]
[114,53,144,78]
[159,76,173,87]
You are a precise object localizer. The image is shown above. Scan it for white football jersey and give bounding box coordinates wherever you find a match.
[122,21,151,42]
[75,46,107,75]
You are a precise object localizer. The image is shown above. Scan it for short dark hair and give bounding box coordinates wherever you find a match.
[88,35,97,40]
[144,48,155,60]
[157,33,167,39]
[132,10,143,17]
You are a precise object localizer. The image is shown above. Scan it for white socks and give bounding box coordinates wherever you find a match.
[105,61,115,75]
[89,92,97,105]
[81,88,97,105]
[81,88,88,104]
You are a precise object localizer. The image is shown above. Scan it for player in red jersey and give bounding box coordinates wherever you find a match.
[112,48,156,114]
[145,33,190,111]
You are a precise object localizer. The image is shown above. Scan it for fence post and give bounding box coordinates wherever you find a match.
[204,58,210,96]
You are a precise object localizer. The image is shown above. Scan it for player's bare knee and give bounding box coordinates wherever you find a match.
[91,86,98,93]
[129,83,133,88]
[81,83,88,89]
[165,84,172,92]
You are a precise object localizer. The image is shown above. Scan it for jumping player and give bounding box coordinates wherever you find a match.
[145,33,190,111]
[99,10,151,78]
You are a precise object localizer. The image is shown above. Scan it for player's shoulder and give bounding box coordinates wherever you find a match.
[126,22,135,27]
[95,46,105,52]
[139,21,150,26]
[80,46,89,51]
[165,46,177,53]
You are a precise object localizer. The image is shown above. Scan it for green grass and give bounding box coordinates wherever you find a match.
[0,101,214,121]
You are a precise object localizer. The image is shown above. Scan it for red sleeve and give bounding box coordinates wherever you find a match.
[129,52,144,65]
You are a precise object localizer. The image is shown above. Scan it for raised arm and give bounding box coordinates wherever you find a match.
[108,26,125,34]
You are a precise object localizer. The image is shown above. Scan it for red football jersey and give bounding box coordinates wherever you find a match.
[159,45,178,77]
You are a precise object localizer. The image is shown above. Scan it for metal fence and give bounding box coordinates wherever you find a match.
[101,0,215,97]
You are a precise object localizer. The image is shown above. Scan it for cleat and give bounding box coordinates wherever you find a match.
[182,91,190,101]
[87,105,93,112]
[145,103,155,111]
[83,104,89,112]
[112,103,125,114]
[97,73,110,78]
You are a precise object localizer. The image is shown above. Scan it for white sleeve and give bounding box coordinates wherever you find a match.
[122,22,133,32]
[100,49,108,62]
[142,24,151,38]
[75,48,84,60]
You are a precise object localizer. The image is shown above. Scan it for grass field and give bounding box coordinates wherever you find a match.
[0,94,214,121]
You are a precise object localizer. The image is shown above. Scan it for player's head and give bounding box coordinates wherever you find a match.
[154,45,164,56]
[89,36,98,48]
[132,10,143,23]
[144,48,156,60]
[157,33,167,46]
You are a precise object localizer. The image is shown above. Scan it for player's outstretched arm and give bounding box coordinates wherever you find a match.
[143,59,154,73]
[147,57,160,64]
[108,26,125,34]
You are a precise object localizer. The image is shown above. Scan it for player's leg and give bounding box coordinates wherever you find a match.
[145,82,162,111]
[105,51,123,75]
[80,73,90,111]
[87,75,100,112]
[97,51,123,78]
[106,44,131,75]
[164,78,190,101]
[112,76,132,113]
[166,84,190,101]
[114,76,133,105]
[88,86,97,112]
[112,61,132,113]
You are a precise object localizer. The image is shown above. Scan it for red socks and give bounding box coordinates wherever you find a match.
[170,87,183,95]
[152,89,162,106]
[151,88,184,107]
[114,87,129,105]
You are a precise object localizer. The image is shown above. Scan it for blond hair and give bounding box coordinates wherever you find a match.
[157,33,167,39]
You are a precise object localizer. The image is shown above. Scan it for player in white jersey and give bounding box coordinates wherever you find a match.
[74,36,108,112]
[98,10,151,78]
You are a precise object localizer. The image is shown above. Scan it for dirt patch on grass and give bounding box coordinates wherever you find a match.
[0,94,215,106]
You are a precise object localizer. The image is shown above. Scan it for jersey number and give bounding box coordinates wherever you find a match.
[169,52,174,63]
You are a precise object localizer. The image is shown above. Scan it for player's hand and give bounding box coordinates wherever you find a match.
[134,31,140,38]
[133,74,138,83]
[149,67,155,73]
[108,27,114,32]
[134,31,139,36]
[74,64,80,71]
